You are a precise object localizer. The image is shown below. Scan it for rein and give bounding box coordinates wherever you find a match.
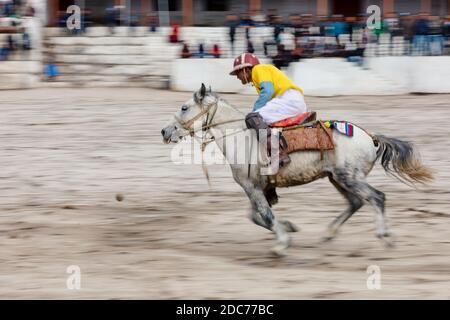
[174,98,245,184]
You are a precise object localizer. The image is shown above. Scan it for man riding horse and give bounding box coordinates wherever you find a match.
[229,52,309,168]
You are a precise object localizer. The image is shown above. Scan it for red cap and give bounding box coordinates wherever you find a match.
[229,53,260,75]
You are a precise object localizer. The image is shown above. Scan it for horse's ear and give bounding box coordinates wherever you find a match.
[199,83,206,98]
[208,85,212,93]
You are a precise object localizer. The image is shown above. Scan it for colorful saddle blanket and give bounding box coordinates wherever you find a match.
[280,120,354,154]
[323,121,354,137]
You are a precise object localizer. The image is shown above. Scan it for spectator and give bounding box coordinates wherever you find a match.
[288,14,303,41]
[443,15,450,54]
[196,43,205,58]
[246,39,255,53]
[105,7,116,34]
[331,14,348,38]
[413,13,431,55]
[239,11,253,40]
[169,23,180,43]
[272,15,284,43]
[130,10,139,27]
[210,44,222,58]
[384,12,401,36]
[180,43,192,58]
[400,13,415,42]
[226,14,239,56]
[24,2,35,17]
[4,1,14,17]
[148,14,158,32]
[251,10,266,26]
[43,43,59,81]
[279,29,295,51]
[22,29,31,50]
[267,8,279,25]
[300,14,315,36]
[428,15,444,55]
[272,44,292,69]
[444,15,450,38]
[0,44,10,61]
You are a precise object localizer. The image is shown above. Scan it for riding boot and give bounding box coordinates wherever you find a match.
[245,112,291,168]
[278,134,291,167]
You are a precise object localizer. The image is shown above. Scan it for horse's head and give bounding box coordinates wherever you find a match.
[161,83,216,144]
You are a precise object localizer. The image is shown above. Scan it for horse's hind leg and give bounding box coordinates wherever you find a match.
[323,175,364,241]
[359,183,394,246]
[330,171,392,245]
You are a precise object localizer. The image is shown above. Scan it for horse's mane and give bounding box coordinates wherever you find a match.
[193,90,244,115]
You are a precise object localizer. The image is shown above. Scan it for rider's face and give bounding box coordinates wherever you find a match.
[236,68,251,85]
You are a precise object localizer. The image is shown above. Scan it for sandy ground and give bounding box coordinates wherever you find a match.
[0,88,449,299]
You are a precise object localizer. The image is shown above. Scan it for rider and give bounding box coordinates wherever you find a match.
[229,53,308,167]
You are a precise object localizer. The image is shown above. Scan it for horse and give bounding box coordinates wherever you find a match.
[161,84,434,256]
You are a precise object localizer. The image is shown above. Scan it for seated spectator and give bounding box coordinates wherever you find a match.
[272,44,292,69]
[193,43,205,58]
[210,44,222,58]
[267,8,279,25]
[169,23,180,43]
[181,43,192,58]
[279,29,296,51]
[251,9,267,26]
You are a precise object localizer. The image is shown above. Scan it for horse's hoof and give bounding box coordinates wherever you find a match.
[280,220,299,233]
[321,228,338,243]
[321,235,335,243]
[377,233,395,248]
[270,244,288,257]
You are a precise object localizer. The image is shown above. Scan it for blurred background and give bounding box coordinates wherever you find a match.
[0,1,449,299]
[0,0,449,92]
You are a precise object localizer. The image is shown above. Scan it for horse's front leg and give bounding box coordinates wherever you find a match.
[248,203,299,233]
[248,201,271,231]
[243,185,291,256]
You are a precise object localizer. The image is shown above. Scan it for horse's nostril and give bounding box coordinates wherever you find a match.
[161,129,166,136]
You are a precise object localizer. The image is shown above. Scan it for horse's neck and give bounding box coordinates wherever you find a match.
[209,99,246,132]
[208,99,247,154]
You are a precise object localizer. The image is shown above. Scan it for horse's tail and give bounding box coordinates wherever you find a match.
[373,134,434,185]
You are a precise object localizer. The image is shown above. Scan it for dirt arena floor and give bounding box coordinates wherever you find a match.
[0,88,449,299]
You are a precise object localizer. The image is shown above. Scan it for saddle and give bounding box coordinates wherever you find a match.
[270,112,335,157]
[270,111,317,128]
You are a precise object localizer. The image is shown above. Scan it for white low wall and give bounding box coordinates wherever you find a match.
[171,58,271,95]
[171,57,450,96]
[286,58,408,96]
[366,56,450,93]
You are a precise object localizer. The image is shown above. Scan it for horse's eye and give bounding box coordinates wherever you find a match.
[181,105,188,111]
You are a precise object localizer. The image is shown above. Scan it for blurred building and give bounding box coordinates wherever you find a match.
[45,0,450,27]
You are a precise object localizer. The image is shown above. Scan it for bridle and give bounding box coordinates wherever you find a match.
[173,97,246,185]
[174,97,244,151]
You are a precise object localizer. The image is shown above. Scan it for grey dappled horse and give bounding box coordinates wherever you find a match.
[161,84,434,256]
